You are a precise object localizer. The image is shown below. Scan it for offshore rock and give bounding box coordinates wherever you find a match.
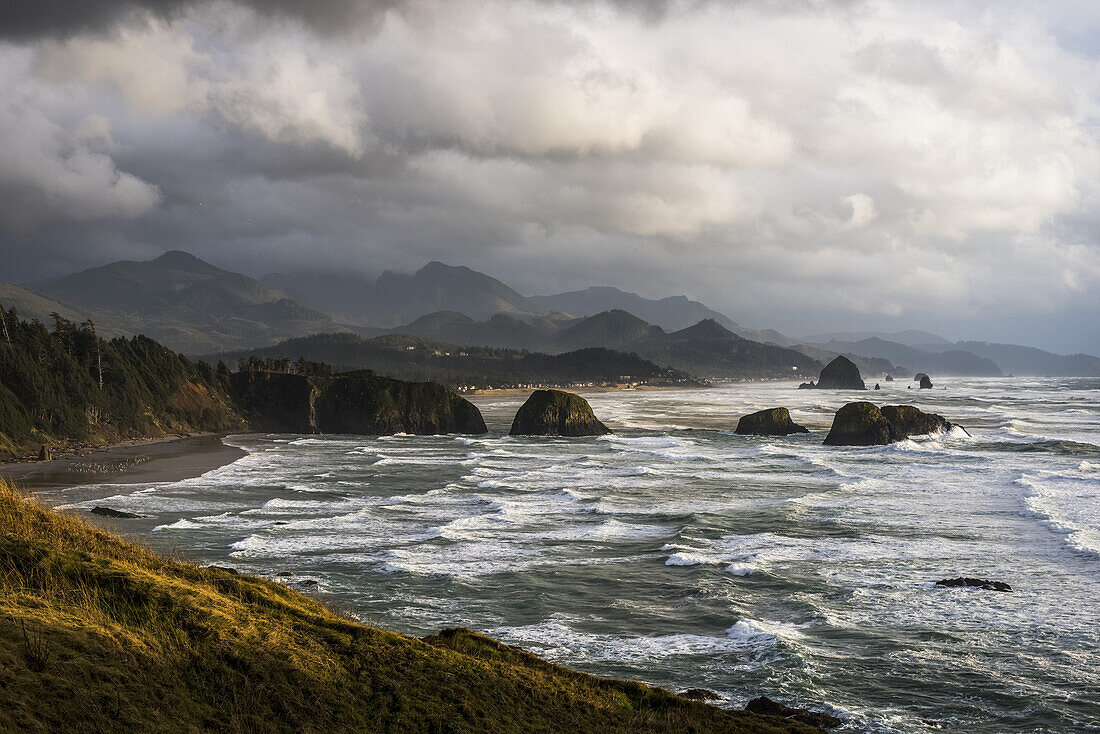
[825,403,958,446]
[735,407,809,436]
[936,577,1012,592]
[816,356,865,390]
[880,405,952,439]
[885,374,894,382]
[823,402,894,446]
[915,373,933,389]
[509,389,610,436]
[746,697,842,729]
[91,506,141,519]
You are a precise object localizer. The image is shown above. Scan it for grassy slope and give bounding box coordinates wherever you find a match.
[0,482,816,734]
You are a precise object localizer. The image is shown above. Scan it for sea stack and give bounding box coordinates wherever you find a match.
[509,390,611,436]
[917,373,933,389]
[824,402,958,446]
[735,407,809,436]
[823,402,894,445]
[816,356,866,390]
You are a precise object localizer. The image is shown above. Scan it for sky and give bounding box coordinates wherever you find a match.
[0,0,1098,353]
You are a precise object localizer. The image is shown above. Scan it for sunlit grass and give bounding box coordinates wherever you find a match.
[0,479,814,733]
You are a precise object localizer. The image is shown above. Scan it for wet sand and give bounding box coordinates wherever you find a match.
[0,434,248,491]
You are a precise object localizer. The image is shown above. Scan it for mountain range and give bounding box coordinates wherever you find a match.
[5,250,1098,377]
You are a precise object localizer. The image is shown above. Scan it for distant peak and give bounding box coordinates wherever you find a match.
[151,250,221,272]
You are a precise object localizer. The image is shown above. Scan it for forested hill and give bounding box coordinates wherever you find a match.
[0,312,491,460]
[0,308,243,459]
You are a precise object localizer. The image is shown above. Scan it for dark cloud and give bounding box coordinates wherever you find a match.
[0,0,402,40]
[0,0,1096,355]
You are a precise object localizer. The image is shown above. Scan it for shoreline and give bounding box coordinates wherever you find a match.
[0,433,248,491]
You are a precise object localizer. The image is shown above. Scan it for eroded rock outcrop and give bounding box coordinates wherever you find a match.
[735,407,809,436]
[230,370,487,435]
[746,696,842,729]
[824,402,959,446]
[509,389,610,436]
[823,402,894,446]
[916,373,933,389]
[936,577,1012,592]
[880,405,950,438]
[91,506,141,519]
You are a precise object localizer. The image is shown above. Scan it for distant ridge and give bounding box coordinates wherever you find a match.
[24,251,334,354]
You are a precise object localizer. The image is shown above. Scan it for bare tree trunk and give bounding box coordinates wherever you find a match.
[0,306,10,346]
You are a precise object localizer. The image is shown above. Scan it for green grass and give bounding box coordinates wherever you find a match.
[0,480,817,733]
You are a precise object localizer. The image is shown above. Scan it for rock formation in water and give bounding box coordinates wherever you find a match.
[814,356,866,390]
[823,402,894,446]
[935,577,1012,592]
[915,373,933,389]
[824,402,958,446]
[509,389,610,436]
[735,408,809,436]
[874,383,881,390]
[885,374,894,382]
[797,381,816,390]
[746,697,842,729]
[91,506,141,519]
[880,405,951,438]
[230,370,487,435]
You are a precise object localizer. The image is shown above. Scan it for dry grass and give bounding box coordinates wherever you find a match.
[0,479,817,734]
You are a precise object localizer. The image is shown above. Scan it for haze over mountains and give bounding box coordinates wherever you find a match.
[5,251,1099,379]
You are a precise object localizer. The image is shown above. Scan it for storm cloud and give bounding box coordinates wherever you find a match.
[0,0,1097,352]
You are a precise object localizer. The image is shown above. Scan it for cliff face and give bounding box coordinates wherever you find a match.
[230,370,487,435]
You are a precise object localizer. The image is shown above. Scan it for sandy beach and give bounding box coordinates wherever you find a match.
[0,434,248,492]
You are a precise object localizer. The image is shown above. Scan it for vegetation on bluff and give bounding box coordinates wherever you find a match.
[0,308,242,459]
[0,480,817,733]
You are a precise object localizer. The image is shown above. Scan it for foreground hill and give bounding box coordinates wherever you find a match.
[0,481,818,734]
[25,251,334,353]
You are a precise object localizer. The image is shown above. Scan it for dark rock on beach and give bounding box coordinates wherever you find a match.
[679,688,721,701]
[823,402,894,446]
[509,389,611,436]
[735,407,809,436]
[206,565,239,575]
[746,696,842,729]
[936,577,1012,592]
[91,506,141,519]
[37,445,51,462]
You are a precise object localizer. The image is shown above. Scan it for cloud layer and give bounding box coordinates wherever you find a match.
[1,0,1097,352]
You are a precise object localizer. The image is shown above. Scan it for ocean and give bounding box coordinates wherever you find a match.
[45,378,1100,732]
